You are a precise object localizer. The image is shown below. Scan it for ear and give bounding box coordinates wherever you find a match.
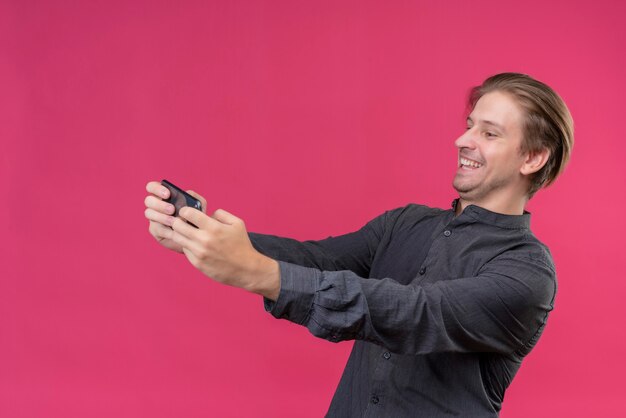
[520,148,550,176]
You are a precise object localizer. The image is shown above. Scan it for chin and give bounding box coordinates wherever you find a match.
[453,180,485,203]
[452,178,475,195]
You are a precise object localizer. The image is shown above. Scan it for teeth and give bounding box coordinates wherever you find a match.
[460,158,483,168]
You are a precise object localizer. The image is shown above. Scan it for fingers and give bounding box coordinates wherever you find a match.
[146,181,170,199]
[148,218,174,240]
[182,247,199,266]
[144,195,176,216]
[145,213,189,254]
[172,216,199,236]
[170,218,201,249]
[178,207,220,231]
[144,207,175,227]
[211,208,242,226]
[177,207,243,232]
[145,181,175,216]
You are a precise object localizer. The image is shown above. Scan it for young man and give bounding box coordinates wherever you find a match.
[144,73,574,416]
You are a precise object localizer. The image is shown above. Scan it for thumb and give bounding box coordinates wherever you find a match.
[211,208,241,225]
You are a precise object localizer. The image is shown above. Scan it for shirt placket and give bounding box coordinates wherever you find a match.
[413,216,456,286]
[363,348,395,417]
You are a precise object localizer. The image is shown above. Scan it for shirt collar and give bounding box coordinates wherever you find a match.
[451,198,531,230]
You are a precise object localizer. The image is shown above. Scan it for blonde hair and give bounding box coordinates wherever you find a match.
[468,73,574,197]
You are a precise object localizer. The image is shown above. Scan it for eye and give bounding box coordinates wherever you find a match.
[485,132,497,137]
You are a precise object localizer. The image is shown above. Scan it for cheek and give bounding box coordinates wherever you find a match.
[492,149,525,175]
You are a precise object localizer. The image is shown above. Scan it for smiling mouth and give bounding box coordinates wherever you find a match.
[459,157,483,169]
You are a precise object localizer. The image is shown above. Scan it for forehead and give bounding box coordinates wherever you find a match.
[470,91,524,132]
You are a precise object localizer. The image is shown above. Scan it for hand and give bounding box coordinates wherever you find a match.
[170,207,280,300]
[144,181,207,253]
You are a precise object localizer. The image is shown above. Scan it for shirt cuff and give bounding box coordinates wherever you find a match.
[263,260,320,324]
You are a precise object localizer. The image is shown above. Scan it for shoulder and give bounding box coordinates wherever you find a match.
[482,231,557,306]
[511,231,556,273]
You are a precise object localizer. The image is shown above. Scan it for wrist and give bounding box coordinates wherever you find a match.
[243,254,281,301]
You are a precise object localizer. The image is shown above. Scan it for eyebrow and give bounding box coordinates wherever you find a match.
[466,117,507,133]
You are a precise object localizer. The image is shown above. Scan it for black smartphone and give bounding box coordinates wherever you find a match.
[161,179,203,217]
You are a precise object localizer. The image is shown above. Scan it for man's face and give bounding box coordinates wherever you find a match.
[453,91,529,205]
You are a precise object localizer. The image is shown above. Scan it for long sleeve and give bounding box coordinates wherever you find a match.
[266,252,556,356]
[248,207,405,277]
[256,203,559,416]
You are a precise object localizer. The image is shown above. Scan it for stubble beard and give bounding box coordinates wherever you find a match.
[453,172,510,203]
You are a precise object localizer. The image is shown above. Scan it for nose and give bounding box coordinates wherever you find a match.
[454,128,477,150]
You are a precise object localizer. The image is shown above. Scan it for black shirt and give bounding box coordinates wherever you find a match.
[249,201,556,417]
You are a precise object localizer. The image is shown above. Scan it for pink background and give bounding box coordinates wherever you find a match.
[2,1,624,417]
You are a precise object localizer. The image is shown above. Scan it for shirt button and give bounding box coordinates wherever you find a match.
[382,351,391,360]
[371,395,379,404]
[443,230,451,237]
[419,267,426,275]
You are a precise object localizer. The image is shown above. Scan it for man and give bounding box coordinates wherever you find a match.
[143,73,574,417]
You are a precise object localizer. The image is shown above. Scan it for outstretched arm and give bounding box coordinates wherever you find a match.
[164,204,555,356]
[247,208,394,276]
[145,179,398,279]
[267,255,556,355]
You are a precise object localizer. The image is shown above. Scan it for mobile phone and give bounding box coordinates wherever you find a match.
[161,179,203,217]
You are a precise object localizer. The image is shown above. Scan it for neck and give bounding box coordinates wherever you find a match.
[455,192,528,216]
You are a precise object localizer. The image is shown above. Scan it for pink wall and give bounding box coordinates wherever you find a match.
[2,1,624,417]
